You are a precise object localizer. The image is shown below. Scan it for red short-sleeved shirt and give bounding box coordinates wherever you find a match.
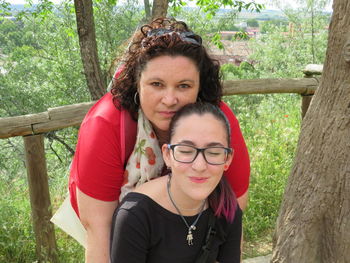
[69,93,250,216]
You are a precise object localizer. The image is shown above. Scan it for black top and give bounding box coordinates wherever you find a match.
[110,192,242,263]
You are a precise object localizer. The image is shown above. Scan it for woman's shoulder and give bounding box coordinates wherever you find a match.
[119,177,170,213]
[118,190,165,217]
[133,176,167,204]
[81,93,137,135]
[219,101,237,119]
[83,92,122,124]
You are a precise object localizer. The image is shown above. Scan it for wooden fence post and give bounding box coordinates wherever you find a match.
[23,134,58,262]
[301,95,313,118]
[302,64,323,119]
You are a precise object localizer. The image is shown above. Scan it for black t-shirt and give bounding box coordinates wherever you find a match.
[110,192,242,263]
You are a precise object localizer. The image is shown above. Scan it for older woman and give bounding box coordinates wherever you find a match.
[68,18,249,262]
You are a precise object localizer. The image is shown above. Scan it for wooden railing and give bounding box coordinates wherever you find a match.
[0,65,322,262]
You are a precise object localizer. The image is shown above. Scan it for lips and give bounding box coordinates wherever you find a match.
[189,177,209,183]
[159,111,177,118]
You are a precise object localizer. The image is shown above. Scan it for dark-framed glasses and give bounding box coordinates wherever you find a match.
[167,144,232,165]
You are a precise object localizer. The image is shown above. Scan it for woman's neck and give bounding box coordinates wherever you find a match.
[168,176,206,216]
[153,127,169,147]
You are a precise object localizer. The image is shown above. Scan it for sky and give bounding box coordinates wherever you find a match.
[8,0,333,11]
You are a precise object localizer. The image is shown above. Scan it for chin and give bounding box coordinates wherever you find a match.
[153,122,170,133]
[188,190,212,202]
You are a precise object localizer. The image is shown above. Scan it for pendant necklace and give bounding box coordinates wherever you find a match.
[167,175,206,246]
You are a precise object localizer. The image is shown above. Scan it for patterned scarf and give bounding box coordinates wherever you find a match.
[120,110,164,201]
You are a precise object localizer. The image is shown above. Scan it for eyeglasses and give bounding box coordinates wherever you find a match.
[167,144,232,165]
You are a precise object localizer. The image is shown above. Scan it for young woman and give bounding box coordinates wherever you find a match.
[110,102,242,263]
[68,18,249,262]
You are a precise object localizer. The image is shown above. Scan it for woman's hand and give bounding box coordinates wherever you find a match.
[77,187,119,263]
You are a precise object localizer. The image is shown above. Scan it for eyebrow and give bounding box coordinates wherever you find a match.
[177,140,225,147]
[147,77,196,83]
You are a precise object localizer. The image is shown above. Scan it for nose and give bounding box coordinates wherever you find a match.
[191,151,207,171]
[161,89,178,106]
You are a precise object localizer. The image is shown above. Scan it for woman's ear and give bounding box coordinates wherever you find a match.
[162,144,171,167]
[224,149,234,171]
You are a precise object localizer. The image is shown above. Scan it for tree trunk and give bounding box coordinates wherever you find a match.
[74,0,105,100]
[151,0,168,19]
[272,0,350,262]
[144,0,151,21]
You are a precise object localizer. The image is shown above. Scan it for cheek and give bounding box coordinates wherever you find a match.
[139,88,156,112]
[139,86,148,102]
[170,161,188,172]
[211,166,226,180]
[178,90,199,105]
[191,87,200,100]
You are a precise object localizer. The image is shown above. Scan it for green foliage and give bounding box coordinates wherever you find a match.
[0,184,36,262]
[225,93,301,254]
[211,32,224,49]
[246,18,259,27]
[0,0,143,118]
[195,0,264,17]
[0,0,11,16]
[0,135,85,262]
[93,0,143,79]
[0,1,143,260]
[221,61,259,80]
[260,19,288,33]
[232,30,249,40]
[169,8,242,49]
[168,0,264,20]
[248,23,327,78]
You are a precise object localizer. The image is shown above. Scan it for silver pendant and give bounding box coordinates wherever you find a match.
[187,230,193,245]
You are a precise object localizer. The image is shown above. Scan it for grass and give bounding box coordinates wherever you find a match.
[0,136,84,262]
[0,94,301,261]
[224,93,301,258]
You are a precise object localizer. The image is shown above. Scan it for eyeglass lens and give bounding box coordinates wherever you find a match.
[172,145,228,165]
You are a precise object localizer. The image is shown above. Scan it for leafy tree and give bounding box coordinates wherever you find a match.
[271,0,331,63]
[246,18,258,27]
[93,0,143,80]
[221,61,259,80]
[260,19,288,33]
[248,22,328,78]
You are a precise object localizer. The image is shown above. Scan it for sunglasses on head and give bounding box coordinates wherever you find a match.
[146,28,202,46]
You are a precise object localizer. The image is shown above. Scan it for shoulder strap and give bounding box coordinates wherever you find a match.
[194,210,217,263]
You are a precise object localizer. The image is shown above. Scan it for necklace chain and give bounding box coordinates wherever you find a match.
[166,175,206,246]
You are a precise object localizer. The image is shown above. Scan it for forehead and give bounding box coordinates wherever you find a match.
[141,55,199,74]
[171,113,227,145]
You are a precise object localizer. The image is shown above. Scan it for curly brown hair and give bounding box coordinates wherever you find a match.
[111,17,223,117]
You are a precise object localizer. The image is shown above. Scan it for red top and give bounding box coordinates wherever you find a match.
[69,93,250,216]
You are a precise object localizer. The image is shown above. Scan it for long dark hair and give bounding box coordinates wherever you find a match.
[169,102,237,222]
[111,18,222,117]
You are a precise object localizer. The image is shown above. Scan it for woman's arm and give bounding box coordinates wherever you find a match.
[220,102,250,210]
[237,190,249,210]
[77,188,119,263]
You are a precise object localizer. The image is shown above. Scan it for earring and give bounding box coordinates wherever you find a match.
[134,91,139,105]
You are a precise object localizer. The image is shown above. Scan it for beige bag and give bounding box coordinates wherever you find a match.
[50,195,87,248]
